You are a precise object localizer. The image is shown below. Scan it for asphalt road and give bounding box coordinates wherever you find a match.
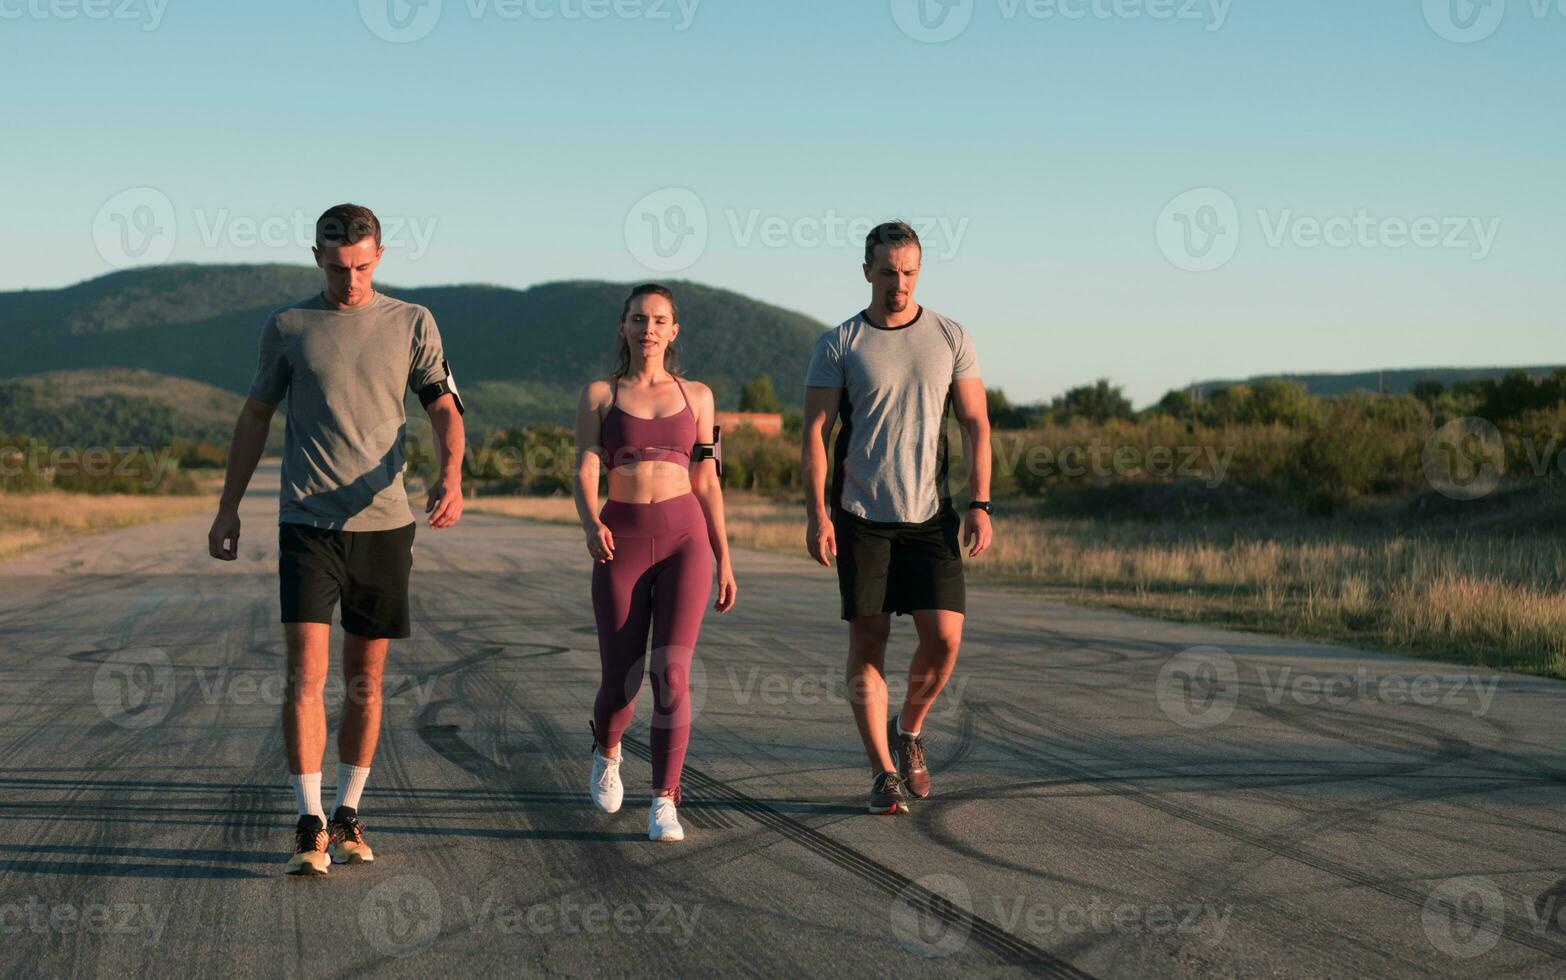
[1,462,1563,978]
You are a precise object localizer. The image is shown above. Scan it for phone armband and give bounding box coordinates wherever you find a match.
[693,426,721,477]
[418,359,465,415]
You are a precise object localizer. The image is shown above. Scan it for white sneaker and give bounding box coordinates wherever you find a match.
[590,747,623,813]
[648,795,684,842]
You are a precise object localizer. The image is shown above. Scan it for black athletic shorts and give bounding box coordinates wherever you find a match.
[278,522,416,639]
[832,502,965,621]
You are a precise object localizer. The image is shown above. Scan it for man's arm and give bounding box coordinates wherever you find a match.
[950,377,993,557]
[801,385,841,566]
[423,393,465,529]
[208,397,276,561]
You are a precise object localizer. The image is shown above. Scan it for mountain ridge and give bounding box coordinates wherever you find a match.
[0,264,828,415]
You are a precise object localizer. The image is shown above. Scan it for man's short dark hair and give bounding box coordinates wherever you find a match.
[864,220,921,267]
[316,204,382,249]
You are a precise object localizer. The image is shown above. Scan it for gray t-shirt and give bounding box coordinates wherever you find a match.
[805,307,981,524]
[248,291,450,531]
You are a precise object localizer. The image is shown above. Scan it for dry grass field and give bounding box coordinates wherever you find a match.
[0,493,216,563]
[467,491,1566,678]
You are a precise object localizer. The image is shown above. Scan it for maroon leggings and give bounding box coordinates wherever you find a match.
[591,492,712,798]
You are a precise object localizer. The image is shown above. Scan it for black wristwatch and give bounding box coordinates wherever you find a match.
[968,500,992,514]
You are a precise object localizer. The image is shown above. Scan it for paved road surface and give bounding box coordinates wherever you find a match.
[1,463,1563,977]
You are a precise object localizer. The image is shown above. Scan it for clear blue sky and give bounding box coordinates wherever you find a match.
[3,0,1561,405]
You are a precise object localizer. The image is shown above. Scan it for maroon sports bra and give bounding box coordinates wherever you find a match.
[601,376,699,468]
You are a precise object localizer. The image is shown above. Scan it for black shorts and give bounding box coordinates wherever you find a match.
[278,522,416,639]
[833,503,965,621]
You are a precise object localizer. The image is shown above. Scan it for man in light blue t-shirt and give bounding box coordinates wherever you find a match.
[803,220,994,815]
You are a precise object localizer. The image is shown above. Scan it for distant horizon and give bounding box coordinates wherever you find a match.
[5,4,1562,409]
[7,261,1559,409]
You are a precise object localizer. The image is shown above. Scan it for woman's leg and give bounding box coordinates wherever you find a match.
[646,528,714,797]
[592,534,656,752]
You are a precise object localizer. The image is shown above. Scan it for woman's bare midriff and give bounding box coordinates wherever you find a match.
[607,461,693,504]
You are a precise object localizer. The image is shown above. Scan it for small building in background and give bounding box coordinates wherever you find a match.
[716,412,783,437]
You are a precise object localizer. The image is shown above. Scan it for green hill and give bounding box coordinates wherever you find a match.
[0,368,270,447]
[0,265,828,426]
[1188,366,1563,400]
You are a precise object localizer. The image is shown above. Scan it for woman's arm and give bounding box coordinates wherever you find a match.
[687,383,736,611]
[573,381,615,562]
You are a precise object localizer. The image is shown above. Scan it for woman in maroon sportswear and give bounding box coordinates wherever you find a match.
[571,283,738,842]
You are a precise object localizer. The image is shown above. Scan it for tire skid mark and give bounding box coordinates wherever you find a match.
[977,700,1566,961]
[617,734,1096,976]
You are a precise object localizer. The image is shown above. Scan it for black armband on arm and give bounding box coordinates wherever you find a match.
[418,359,465,415]
[692,426,721,477]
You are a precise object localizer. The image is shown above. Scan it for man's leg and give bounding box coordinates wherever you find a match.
[339,632,389,767]
[845,613,895,774]
[899,609,964,733]
[333,522,413,814]
[339,632,389,768]
[328,630,387,844]
[283,622,332,819]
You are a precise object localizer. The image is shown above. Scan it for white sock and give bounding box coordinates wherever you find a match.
[336,763,371,813]
[290,772,326,823]
[897,717,920,739]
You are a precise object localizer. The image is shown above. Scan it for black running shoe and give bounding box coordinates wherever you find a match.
[284,814,329,876]
[327,805,374,864]
[869,770,909,815]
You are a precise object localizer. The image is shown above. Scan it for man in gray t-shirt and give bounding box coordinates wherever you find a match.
[803,220,993,816]
[249,290,453,531]
[805,305,981,524]
[205,204,466,876]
